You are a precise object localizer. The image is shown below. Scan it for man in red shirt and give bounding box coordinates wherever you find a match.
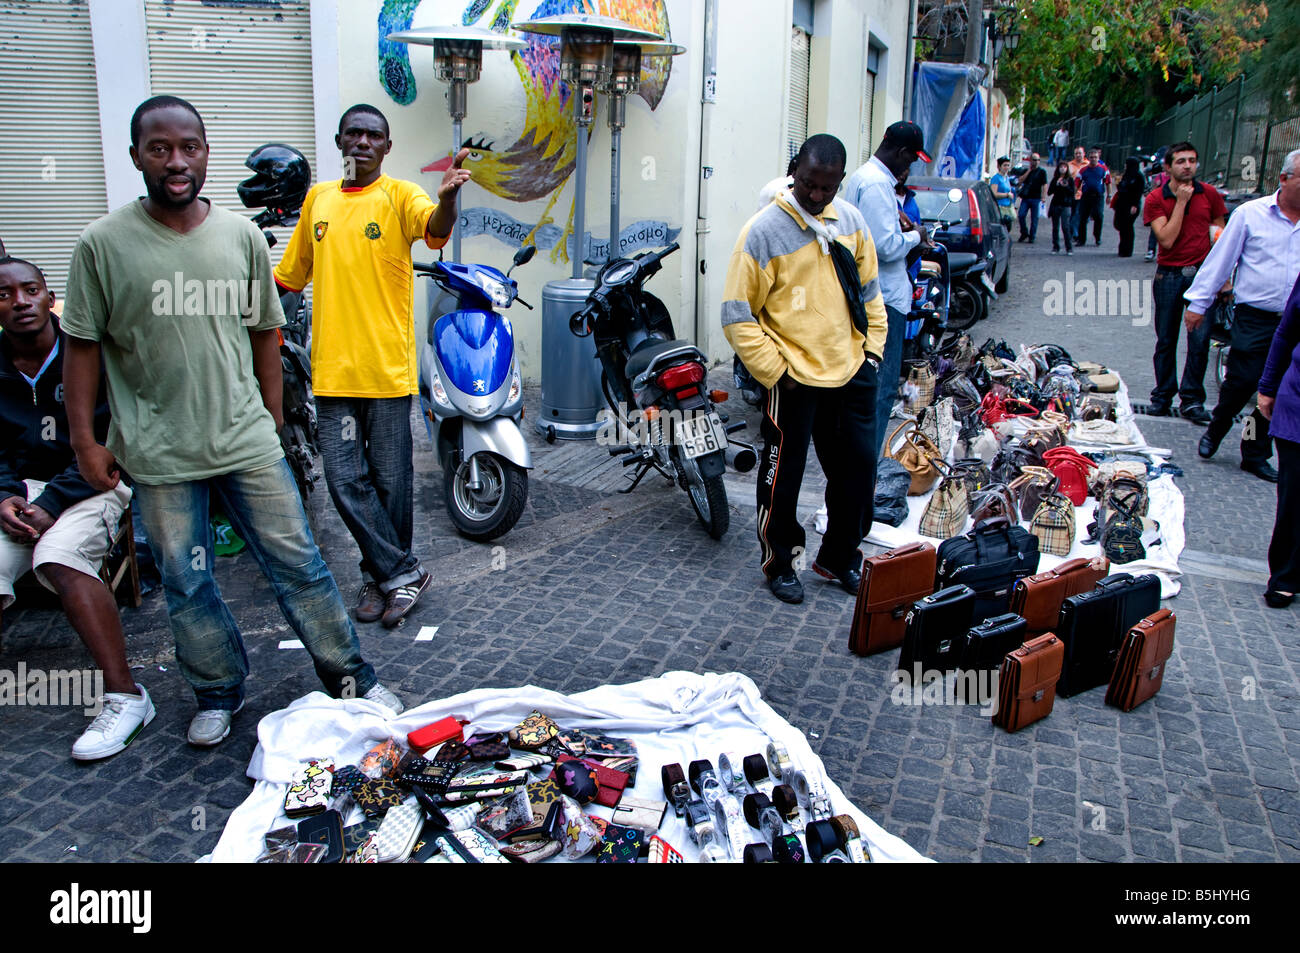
[1141,142,1227,422]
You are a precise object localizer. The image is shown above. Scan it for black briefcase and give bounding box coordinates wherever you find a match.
[897,585,977,676]
[960,613,1028,674]
[935,520,1041,621]
[1056,573,1162,697]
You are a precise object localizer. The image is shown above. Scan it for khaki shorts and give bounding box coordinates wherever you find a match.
[0,479,133,608]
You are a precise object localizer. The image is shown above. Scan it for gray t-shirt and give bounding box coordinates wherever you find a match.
[60,198,286,484]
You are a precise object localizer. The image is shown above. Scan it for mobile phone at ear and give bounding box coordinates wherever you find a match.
[296,809,344,864]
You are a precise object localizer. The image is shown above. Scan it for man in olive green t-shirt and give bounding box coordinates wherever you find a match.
[60,96,404,747]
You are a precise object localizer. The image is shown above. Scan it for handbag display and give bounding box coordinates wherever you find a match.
[1105,609,1177,712]
[1095,476,1149,564]
[959,612,1027,674]
[1011,556,1111,635]
[1055,573,1161,697]
[919,472,969,540]
[904,360,936,415]
[917,396,956,458]
[848,542,938,656]
[1008,466,1058,521]
[970,482,1018,527]
[1029,491,1077,557]
[886,421,942,495]
[991,445,1037,485]
[950,457,993,493]
[1041,446,1097,505]
[1079,394,1117,421]
[935,521,1041,621]
[897,584,977,675]
[1090,462,1149,510]
[993,633,1065,732]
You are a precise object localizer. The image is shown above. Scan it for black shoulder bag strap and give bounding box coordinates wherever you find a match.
[827,239,871,338]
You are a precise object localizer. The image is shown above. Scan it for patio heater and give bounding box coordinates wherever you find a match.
[602,40,685,261]
[511,14,663,439]
[386,25,525,263]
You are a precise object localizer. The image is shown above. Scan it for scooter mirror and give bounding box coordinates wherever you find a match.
[947,188,963,204]
[513,245,537,267]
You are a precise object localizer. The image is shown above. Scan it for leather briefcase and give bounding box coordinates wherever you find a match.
[1105,608,1176,712]
[1056,573,1161,697]
[1011,556,1110,635]
[993,633,1065,732]
[960,613,1027,674]
[849,542,938,656]
[935,519,1040,621]
[897,585,976,676]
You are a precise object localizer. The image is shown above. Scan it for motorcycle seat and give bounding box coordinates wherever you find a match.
[626,339,704,381]
[948,252,979,271]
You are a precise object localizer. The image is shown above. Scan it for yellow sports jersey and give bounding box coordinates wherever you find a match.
[274,174,445,397]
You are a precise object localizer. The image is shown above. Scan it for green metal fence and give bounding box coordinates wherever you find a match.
[1026,74,1298,193]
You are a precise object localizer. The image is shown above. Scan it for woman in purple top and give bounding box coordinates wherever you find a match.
[1258,271,1300,607]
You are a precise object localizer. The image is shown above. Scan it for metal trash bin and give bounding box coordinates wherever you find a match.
[537,277,604,439]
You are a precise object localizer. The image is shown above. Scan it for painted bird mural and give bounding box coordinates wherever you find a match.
[378,0,673,261]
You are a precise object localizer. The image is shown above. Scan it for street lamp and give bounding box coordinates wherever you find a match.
[386,25,525,262]
[601,40,685,261]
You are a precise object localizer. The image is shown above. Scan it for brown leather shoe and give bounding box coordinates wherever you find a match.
[353,582,385,623]
[381,572,432,628]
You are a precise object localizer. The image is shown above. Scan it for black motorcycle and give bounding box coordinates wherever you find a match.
[922,187,995,332]
[238,144,318,503]
[569,243,753,539]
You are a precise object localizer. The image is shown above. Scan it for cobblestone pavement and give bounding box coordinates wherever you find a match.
[0,224,1296,863]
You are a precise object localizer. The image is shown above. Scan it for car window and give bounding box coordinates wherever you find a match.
[912,188,967,223]
[975,186,998,225]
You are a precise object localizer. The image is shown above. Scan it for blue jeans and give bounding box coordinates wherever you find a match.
[1018,198,1039,240]
[874,305,906,456]
[133,459,377,708]
[316,396,421,591]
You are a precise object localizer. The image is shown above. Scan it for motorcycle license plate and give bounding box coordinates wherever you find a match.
[679,412,728,459]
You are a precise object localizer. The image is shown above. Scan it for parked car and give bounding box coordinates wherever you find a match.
[909,176,1012,294]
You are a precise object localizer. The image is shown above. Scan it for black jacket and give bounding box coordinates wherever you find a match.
[0,315,112,519]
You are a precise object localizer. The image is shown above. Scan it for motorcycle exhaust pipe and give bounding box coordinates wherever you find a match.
[725,440,757,473]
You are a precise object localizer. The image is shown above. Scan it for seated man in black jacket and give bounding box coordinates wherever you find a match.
[0,257,153,760]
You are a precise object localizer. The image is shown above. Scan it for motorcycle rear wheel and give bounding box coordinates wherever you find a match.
[445,452,528,542]
[676,449,729,540]
[947,282,982,331]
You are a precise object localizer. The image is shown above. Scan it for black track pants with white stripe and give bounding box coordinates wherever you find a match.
[755,359,878,579]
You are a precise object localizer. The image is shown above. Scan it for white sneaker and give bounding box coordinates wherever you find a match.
[363,683,404,715]
[188,699,244,747]
[72,684,155,761]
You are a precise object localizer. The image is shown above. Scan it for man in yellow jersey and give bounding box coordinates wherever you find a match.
[722,134,888,604]
[275,104,470,628]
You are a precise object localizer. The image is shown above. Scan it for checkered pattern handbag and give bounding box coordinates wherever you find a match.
[1030,492,1076,556]
[919,472,969,540]
[373,799,423,862]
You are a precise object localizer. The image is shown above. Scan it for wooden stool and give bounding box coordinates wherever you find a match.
[98,508,142,609]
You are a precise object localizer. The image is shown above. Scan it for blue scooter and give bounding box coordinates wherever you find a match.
[414,246,535,541]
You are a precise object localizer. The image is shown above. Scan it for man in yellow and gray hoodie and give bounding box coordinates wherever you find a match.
[723,134,888,604]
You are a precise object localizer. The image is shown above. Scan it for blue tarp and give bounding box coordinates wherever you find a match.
[909,61,985,179]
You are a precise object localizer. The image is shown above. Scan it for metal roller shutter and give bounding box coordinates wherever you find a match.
[144,0,316,260]
[787,27,810,165]
[0,0,108,298]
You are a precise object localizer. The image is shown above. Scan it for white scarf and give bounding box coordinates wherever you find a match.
[781,187,839,254]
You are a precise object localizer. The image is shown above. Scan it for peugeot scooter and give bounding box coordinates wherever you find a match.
[415,246,536,541]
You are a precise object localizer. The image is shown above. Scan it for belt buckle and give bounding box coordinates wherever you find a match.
[1181,265,1197,279]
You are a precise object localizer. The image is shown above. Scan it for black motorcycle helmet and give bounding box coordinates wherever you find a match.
[237,143,311,212]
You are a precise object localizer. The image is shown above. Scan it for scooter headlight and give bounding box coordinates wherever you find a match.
[429,366,454,411]
[474,271,513,308]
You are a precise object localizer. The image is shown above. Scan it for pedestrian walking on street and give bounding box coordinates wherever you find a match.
[844,120,932,455]
[0,257,155,761]
[1047,161,1076,254]
[1075,148,1111,246]
[274,104,468,628]
[1142,141,1227,423]
[1017,153,1047,243]
[1068,146,1089,238]
[59,96,404,748]
[723,134,889,604]
[1051,125,1069,165]
[1186,148,1300,483]
[990,156,1016,234]
[1112,157,1146,258]
[1257,270,1300,607]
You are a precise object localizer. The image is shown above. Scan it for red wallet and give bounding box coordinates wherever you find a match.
[557,754,629,808]
[407,716,466,753]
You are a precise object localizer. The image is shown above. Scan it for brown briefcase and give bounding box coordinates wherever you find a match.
[1105,608,1176,712]
[848,542,937,656]
[993,633,1064,732]
[1010,556,1110,635]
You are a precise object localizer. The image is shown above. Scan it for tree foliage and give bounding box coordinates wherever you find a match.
[993,0,1267,121]
[1250,0,1300,114]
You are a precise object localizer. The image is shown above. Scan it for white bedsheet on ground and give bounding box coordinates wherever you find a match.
[205,671,929,863]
